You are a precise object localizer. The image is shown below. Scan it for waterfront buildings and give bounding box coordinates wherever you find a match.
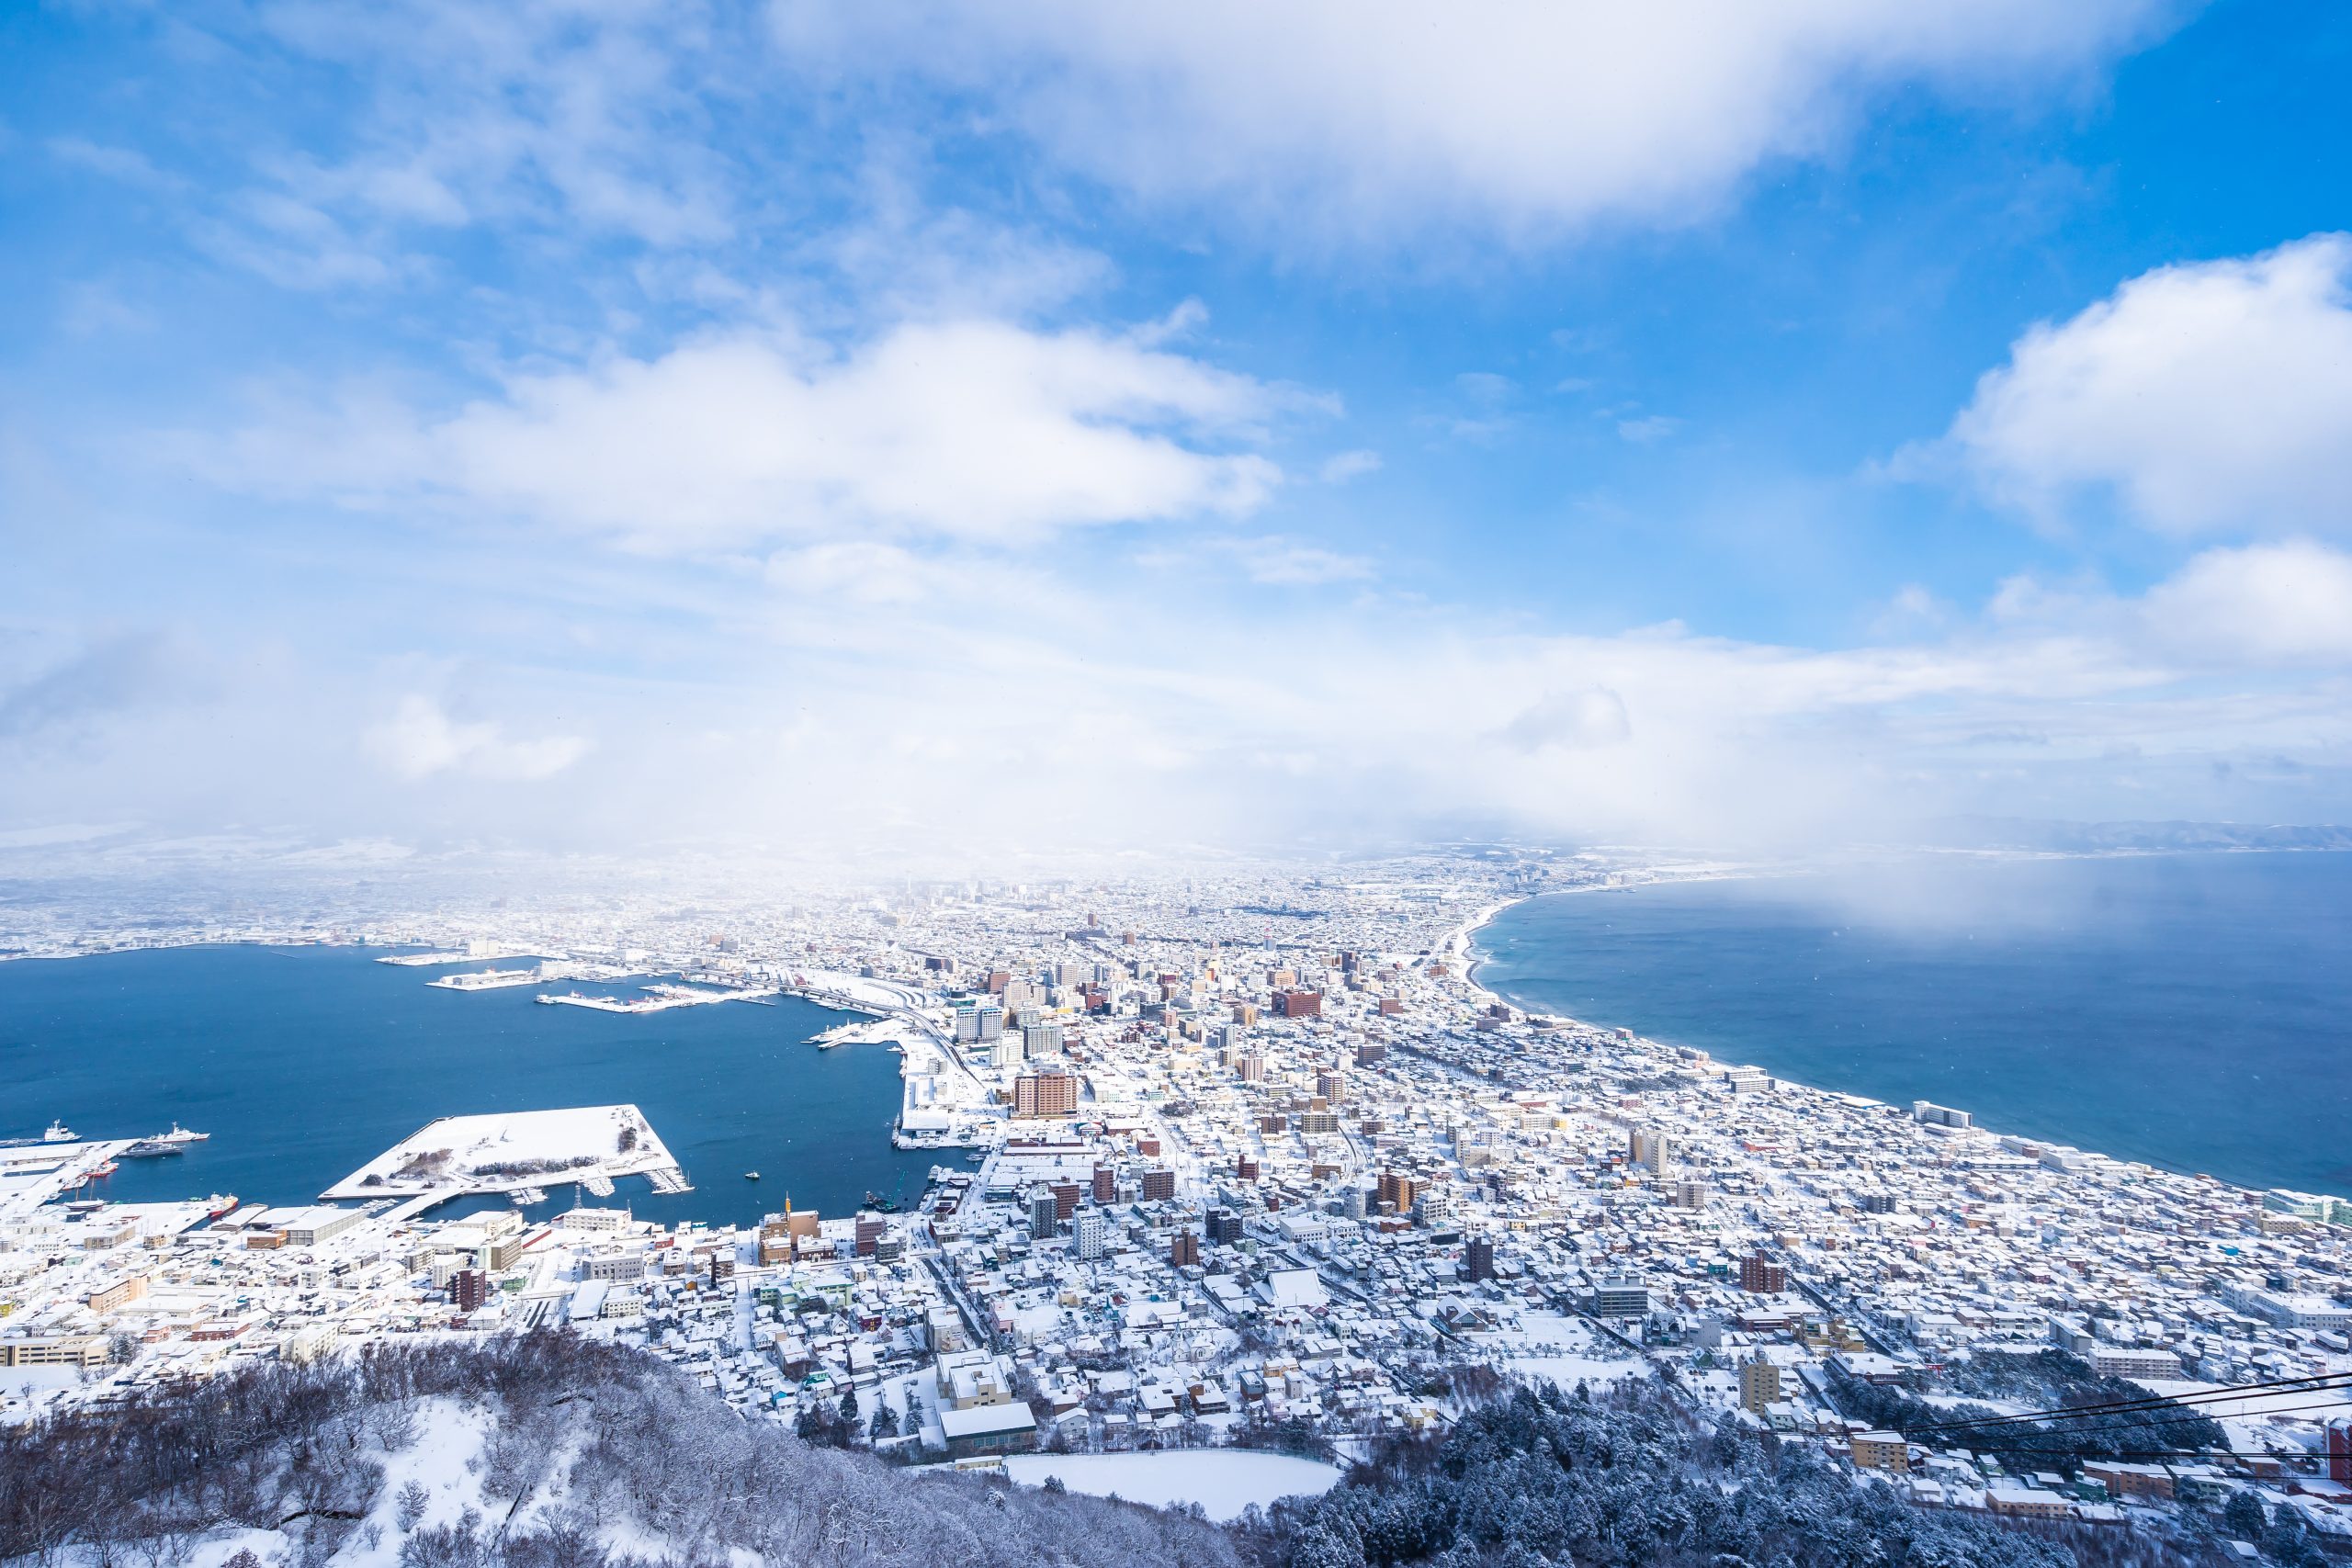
[5,850,2350,1542]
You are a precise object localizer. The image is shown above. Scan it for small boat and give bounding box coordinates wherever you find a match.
[122,1139,187,1158]
[863,1190,900,1213]
[744,1170,761,1180]
[153,1123,209,1145]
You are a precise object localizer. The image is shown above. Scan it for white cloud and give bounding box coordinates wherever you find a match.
[775,0,2172,244]
[1616,414,1682,445]
[1319,449,1383,484]
[1217,537,1375,586]
[199,319,1298,549]
[1935,233,2352,535]
[17,544,2352,863]
[2141,540,2352,665]
[1500,688,1634,751]
[247,0,736,249]
[364,694,587,782]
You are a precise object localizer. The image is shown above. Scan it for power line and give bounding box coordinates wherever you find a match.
[1936,1396,2352,1446]
[1875,1371,2352,1438]
[1902,1378,2352,1438]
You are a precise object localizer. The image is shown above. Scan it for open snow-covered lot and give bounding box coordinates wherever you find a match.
[1001,1450,1342,1521]
[322,1104,675,1198]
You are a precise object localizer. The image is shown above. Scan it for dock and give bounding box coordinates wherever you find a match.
[319,1105,689,1210]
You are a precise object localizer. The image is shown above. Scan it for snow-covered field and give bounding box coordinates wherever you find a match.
[1468,1311,1645,1390]
[322,1103,673,1197]
[1001,1450,1342,1521]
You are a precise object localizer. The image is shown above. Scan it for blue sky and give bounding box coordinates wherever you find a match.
[4,0,2350,863]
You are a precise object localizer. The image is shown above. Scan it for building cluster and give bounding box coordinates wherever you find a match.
[5,852,2349,1547]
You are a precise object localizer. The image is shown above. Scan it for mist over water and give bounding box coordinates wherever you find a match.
[1476,852,2352,1193]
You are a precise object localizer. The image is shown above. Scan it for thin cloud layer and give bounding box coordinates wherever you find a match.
[775,0,2175,244]
[364,694,588,783]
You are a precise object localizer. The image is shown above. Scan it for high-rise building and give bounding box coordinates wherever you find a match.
[451,1269,488,1313]
[1740,1255,1788,1294]
[1376,1171,1420,1214]
[1023,1021,1063,1057]
[1740,1356,1781,1414]
[1013,1067,1079,1119]
[976,1006,1005,1043]
[1276,990,1323,1019]
[1028,1190,1060,1242]
[1071,1211,1108,1260]
[1092,1165,1115,1204]
[1140,1167,1176,1202]
[1673,1178,1707,1210]
[1463,1235,1496,1282]
[1205,1206,1244,1246]
[1629,1128,1670,1174]
[1170,1228,1200,1268]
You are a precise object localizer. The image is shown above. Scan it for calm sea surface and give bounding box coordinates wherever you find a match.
[0,944,935,1225]
[1475,852,2352,1194]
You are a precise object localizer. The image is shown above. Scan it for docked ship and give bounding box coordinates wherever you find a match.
[42,1119,76,1143]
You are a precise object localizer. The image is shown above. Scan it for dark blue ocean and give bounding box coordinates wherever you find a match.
[1476,852,2352,1194]
[0,944,935,1225]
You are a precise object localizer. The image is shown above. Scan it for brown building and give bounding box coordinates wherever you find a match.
[1275,989,1323,1019]
[1739,1255,1788,1293]
[87,1275,150,1314]
[1377,1171,1421,1214]
[1849,1431,1909,1472]
[1170,1229,1201,1268]
[1739,1357,1781,1415]
[1091,1166,1115,1203]
[1463,1235,1496,1282]
[451,1269,490,1313]
[1013,1067,1080,1120]
[1139,1167,1176,1202]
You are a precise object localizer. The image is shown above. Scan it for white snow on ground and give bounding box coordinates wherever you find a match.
[1466,1311,1644,1390]
[325,1104,673,1197]
[1001,1450,1341,1522]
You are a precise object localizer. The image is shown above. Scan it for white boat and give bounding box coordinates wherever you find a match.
[42,1120,76,1143]
[743,1170,761,1180]
[153,1123,209,1145]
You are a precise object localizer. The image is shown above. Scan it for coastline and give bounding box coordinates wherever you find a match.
[1458,863,2351,1196]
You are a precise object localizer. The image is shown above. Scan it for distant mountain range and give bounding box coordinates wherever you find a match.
[1932,817,2352,853]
